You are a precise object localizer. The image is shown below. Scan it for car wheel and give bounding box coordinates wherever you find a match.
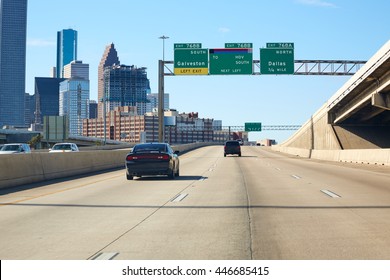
[126,173,133,180]
[224,153,226,157]
[239,153,241,157]
[175,168,180,177]
[168,169,175,179]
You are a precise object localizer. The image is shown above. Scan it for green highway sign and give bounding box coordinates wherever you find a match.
[266,42,294,49]
[174,44,208,75]
[225,43,253,49]
[209,47,253,75]
[260,42,294,75]
[245,122,262,132]
[174,43,202,49]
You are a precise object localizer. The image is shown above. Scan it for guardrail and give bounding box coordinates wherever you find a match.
[0,142,215,189]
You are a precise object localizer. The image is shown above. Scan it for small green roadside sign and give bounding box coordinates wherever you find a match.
[245,122,262,132]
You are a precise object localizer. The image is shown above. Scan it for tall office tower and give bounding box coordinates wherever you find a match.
[34,77,66,125]
[103,65,150,116]
[63,60,89,80]
[0,0,28,128]
[98,43,120,118]
[56,29,77,78]
[59,79,89,136]
[60,60,90,136]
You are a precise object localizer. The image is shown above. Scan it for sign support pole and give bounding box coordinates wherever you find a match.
[158,60,165,142]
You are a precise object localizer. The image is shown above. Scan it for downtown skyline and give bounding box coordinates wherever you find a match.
[22,0,390,141]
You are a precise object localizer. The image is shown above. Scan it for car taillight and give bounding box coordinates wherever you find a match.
[126,154,170,161]
[126,155,136,161]
[158,154,170,160]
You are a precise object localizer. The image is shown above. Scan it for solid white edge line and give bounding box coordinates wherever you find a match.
[321,189,341,198]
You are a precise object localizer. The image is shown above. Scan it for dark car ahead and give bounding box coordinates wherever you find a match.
[224,140,241,157]
[125,143,180,180]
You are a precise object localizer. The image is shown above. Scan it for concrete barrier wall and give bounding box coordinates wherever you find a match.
[271,146,312,158]
[337,149,390,165]
[272,145,390,166]
[0,142,214,189]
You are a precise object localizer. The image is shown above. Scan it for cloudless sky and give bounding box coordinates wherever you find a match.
[25,0,390,142]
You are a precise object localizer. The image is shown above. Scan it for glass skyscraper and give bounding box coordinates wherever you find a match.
[56,29,77,78]
[0,0,28,128]
[59,79,89,136]
[34,77,66,124]
[59,60,90,136]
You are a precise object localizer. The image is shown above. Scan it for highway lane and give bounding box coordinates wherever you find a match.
[240,148,390,259]
[0,146,389,260]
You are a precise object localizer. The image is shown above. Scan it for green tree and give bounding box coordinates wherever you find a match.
[28,134,43,150]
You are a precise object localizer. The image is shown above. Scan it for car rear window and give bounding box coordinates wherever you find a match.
[1,145,21,151]
[53,144,72,150]
[133,144,167,153]
[225,141,239,146]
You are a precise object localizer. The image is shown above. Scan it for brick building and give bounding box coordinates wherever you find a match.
[82,106,215,144]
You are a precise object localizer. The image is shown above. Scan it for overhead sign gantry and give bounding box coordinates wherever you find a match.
[159,41,366,141]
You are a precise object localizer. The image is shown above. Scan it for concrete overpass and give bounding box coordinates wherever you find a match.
[274,40,390,165]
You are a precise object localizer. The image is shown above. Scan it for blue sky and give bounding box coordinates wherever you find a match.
[26,0,390,142]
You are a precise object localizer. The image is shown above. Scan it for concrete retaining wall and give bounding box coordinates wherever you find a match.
[272,145,390,166]
[281,103,342,150]
[0,143,213,189]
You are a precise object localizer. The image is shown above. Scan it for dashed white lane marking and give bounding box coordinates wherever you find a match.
[171,193,188,202]
[291,175,301,179]
[92,252,119,260]
[321,189,341,198]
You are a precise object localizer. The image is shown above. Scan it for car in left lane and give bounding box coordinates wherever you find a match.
[125,142,180,180]
[0,143,31,154]
[49,143,79,153]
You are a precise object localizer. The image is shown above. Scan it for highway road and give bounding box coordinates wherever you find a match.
[0,146,390,260]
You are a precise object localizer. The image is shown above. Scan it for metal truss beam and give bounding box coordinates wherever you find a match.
[176,125,300,132]
[293,60,366,76]
[177,125,301,132]
[221,125,301,131]
[158,58,364,140]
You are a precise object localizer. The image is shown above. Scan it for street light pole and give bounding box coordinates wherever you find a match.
[158,59,164,142]
[158,35,169,143]
[159,35,169,62]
